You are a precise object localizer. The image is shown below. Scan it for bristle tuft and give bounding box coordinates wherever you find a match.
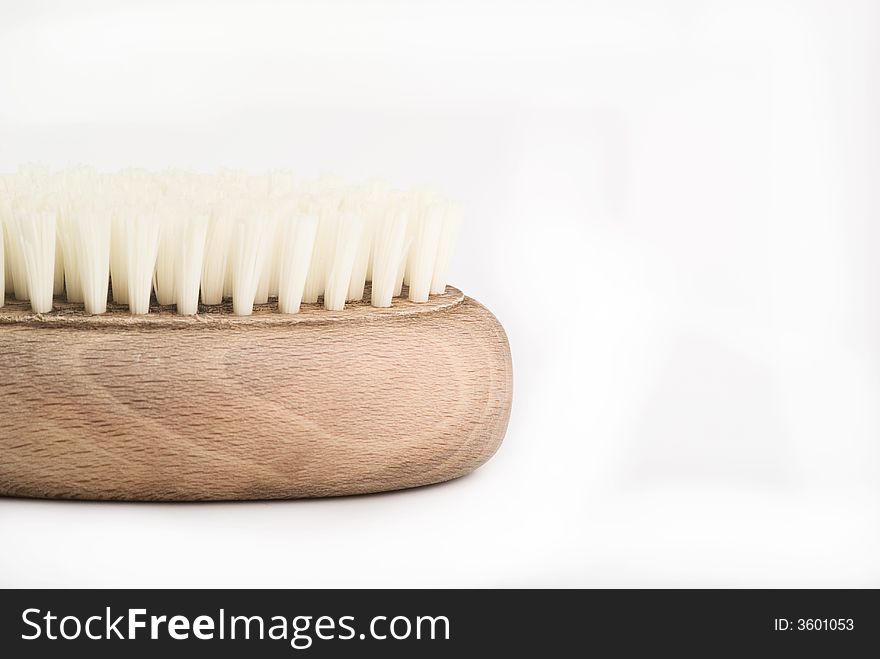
[0,167,460,316]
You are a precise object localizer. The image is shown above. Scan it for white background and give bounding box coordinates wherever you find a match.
[1,0,878,587]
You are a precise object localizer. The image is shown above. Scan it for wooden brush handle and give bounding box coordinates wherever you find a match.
[0,287,512,501]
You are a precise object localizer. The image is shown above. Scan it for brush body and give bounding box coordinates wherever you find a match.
[0,286,511,501]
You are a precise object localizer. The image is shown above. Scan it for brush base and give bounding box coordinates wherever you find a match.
[0,287,512,501]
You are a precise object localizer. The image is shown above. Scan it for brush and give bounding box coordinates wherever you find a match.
[0,165,512,501]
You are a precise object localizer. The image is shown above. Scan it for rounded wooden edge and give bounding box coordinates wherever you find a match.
[0,291,513,502]
[0,285,465,329]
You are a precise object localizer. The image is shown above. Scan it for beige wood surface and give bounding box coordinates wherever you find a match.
[0,287,512,501]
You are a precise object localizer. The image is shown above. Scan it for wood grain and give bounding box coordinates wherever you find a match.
[0,287,512,501]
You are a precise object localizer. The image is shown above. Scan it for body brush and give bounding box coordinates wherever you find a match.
[0,166,512,501]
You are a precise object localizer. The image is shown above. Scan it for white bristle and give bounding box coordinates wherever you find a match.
[324,212,365,311]
[121,211,161,315]
[5,205,30,301]
[58,204,84,304]
[267,178,295,301]
[175,213,209,316]
[403,188,436,287]
[12,203,56,313]
[231,217,271,316]
[255,262,271,304]
[268,223,283,299]
[371,208,410,308]
[66,204,111,314]
[109,212,129,304]
[277,214,318,314]
[346,210,373,303]
[254,213,277,305]
[0,215,4,307]
[3,221,11,297]
[154,209,178,306]
[0,167,461,316]
[393,254,406,298]
[407,202,444,303]
[430,201,461,295]
[53,234,65,296]
[200,209,233,305]
[223,258,234,300]
[0,178,10,298]
[362,180,391,286]
[302,197,336,304]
